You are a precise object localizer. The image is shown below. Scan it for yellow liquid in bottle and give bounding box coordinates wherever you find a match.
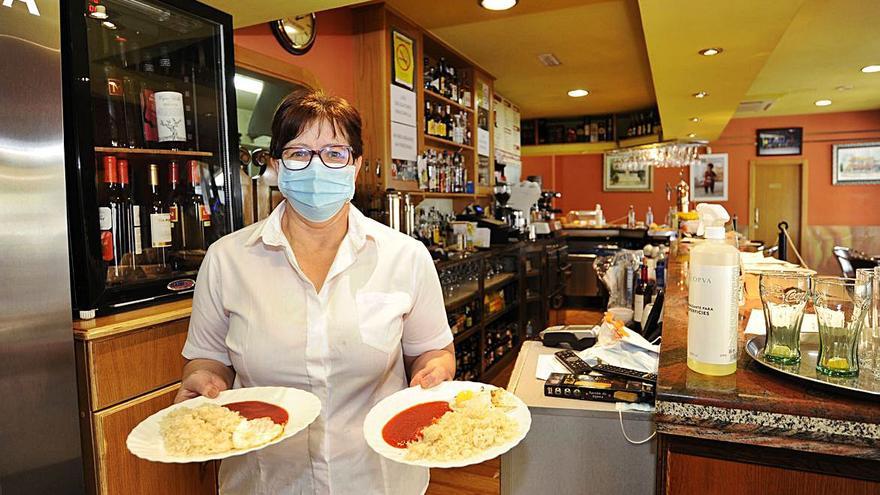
[687,357,737,376]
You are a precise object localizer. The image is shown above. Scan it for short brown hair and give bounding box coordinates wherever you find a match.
[270,88,363,159]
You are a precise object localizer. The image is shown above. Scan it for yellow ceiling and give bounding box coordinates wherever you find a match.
[739,0,880,117]
[200,0,365,27]
[387,0,656,119]
[214,0,880,141]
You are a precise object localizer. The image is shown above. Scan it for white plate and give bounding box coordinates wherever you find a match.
[363,381,531,468]
[127,386,321,463]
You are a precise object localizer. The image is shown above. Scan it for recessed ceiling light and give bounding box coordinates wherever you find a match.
[698,47,723,56]
[479,0,518,11]
[687,133,696,138]
[567,89,589,98]
[814,99,832,107]
[89,5,108,19]
[689,117,700,122]
[692,91,708,98]
[861,65,880,73]
[101,20,117,30]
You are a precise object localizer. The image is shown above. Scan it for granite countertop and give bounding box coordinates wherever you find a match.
[656,250,880,460]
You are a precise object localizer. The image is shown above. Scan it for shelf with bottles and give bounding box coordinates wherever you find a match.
[423,96,473,148]
[423,134,475,152]
[421,46,474,111]
[423,89,474,114]
[94,146,214,157]
[453,333,481,382]
[416,148,473,194]
[482,320,519,372]
[616,108,661,141]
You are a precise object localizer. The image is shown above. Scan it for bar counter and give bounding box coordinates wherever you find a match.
[655,247,880,493]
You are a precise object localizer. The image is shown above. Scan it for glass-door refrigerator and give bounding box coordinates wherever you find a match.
[63,0,240,318]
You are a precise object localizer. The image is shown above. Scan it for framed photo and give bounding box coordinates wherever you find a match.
[691,153,728,202]
[603,153,653,192]
[833,142,880,185]
[756,127,802,156]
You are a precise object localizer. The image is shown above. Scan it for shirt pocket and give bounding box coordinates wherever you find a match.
[355,291,411,354]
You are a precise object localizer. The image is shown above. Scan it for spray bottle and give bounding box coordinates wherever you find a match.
[687,203,740,376]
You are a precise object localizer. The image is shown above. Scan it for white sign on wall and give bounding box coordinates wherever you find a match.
[390,84,416,126]
[391,121,417,161]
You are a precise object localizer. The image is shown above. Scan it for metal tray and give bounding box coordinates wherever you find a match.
[746,334,880,399]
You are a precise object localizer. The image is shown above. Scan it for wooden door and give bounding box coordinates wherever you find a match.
[93,384,217,495]
[749,160,807,259]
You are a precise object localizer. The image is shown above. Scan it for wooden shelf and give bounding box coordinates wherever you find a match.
[483,302,517,328]
[412,191,475,198]
[484,272,516,291]
[444,282,479,310]
[423,134,475,151]
[453,324,481,345]
[423,89,474,114]
[483,346,519,379]
[617,133,661,148]
[521,141,616,157]
[95,147,214,157]
[525,270,541,278]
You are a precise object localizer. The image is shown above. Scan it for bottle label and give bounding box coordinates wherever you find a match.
[101,231,114,261]
[132,206,142,255]
[150,213,172,247]
[687,264,739,365]
[634,294,645,323]
[155,91,185,142]
[199,204,211,225]
[141,89,158,142]
[107,78,123,97]
[98,206,112,230]
[169,204,179,223]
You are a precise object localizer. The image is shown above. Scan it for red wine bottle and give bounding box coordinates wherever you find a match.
[167,159,184,250]
[99,156,126,281]
[155,46,187,150]
[148,163,171,267]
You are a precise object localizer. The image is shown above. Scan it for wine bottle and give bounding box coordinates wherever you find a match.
[181,160,210,251]
[155,46,187,150]
[445,105,454,140]
[99,30,126,148]
[426,101,434,136]
[99,156,126,281]
[147,163,171,267]
[633,263,648,330]
[116,159,138,270]
[138,49,159,148]
[114,36,141,148]
[166,160,184,252]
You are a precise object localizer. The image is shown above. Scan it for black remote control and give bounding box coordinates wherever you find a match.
[554,350,592,375]
[554,350,657,384]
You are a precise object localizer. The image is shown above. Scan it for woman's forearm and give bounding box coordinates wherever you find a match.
[182,358,235,387]
[405,343,455,387]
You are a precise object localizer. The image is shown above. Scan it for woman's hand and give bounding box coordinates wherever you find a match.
[174,360,234,404]
[405,344,456,389]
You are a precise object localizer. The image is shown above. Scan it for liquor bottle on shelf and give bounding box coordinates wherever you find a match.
[155,46,188,150]
[438,57,447,96]
[113,36,142,148]
[598,119,606,141]
[138,49,159,149]
[166,160,184,251]
[445,105,454,140]
[181,160,210,251]
[425,101,434,136]
[423,57,432,91]
[448,65,458,102]
[436,104,446,138]
[147,163,171,267]
[116,158,140,270]
[99,156,127,282]
[633,263,648,330]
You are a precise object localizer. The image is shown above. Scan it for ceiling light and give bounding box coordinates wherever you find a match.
[692,91,708,98]
[567,89,589,98]
[687,133,696,138]
[479,0,518,11]
[689,117,700,122]
[101,20,117,30]
[836,85,853,91]
[861,65,880,73]
[698,47,723,56]
[89,4,108,19]
[814,99,832,107]
[234,74,264,95]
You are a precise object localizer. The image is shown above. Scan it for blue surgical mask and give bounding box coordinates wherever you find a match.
[277,156,355,222]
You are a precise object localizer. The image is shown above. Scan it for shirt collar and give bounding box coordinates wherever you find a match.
[244,201,377,251]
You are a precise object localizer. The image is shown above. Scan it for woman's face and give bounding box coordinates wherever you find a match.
[271,119,362,177]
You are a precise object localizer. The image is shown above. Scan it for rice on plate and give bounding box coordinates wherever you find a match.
[160,404,283,456]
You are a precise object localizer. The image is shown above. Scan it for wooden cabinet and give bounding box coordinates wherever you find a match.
[352,3,496,212]
[74,302,216,495]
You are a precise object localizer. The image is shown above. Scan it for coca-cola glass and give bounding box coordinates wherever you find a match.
[759,272,811,364]
[813,276,870,377]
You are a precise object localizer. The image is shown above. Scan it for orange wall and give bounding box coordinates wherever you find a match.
[524,110,880,227]
[233,8,357,104]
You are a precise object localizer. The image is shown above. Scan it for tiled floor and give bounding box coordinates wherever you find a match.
[425,307,604,495]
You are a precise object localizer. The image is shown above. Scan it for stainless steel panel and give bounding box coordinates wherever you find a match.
[0,1,84,493]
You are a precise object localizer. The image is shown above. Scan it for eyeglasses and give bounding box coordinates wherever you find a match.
[278,145,353,171]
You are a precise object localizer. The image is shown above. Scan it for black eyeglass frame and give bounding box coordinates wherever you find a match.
[276,145,354,171]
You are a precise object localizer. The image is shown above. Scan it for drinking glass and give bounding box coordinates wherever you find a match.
[856,268,876,368]
[759,272,811,364]
[813,276,870,377]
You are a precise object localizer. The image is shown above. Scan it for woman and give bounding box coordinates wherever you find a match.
[177,88,455,494]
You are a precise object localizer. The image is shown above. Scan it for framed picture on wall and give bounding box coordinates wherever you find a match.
[756,127,803,156]
[691,153,729,202]
[833,142,880,184]
[603,152,653,192]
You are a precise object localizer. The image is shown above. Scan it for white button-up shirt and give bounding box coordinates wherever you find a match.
[182,202,453,495]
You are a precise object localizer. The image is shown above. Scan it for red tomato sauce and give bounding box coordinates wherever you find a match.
[382,401,452,448]
[224,401,289,425]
